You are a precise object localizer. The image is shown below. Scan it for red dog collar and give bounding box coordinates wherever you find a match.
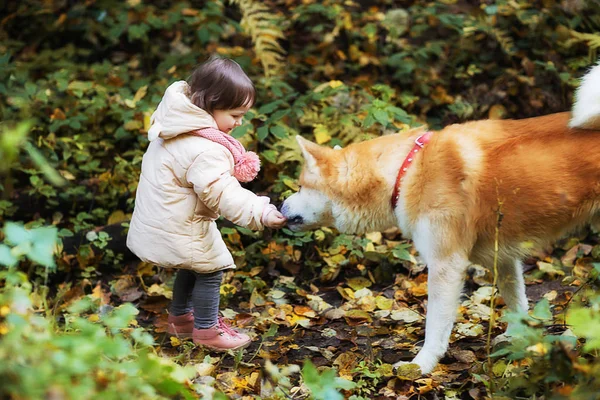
[391,131,433,208]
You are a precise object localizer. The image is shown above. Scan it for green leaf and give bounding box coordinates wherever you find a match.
[230,123,252,139]
[0,244,18,267]
[4,222,31,246]
[258,100,283,114]
[270,125,287,138]
[257,125,270,141]
[569,305,600,351]
[532,298,552,321]
[373,109,389,126]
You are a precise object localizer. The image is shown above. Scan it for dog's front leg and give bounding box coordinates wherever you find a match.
[409,255,470,373]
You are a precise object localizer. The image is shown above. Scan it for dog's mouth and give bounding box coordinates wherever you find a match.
[285,215,305,231]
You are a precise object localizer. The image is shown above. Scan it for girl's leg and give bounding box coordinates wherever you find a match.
[169,269,196,316]
[191,270,251,350]
[192,270,223,329]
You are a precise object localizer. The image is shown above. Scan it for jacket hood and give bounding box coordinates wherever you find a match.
[147,81,218,141]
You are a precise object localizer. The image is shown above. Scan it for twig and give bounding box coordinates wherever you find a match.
[486,183,504,395]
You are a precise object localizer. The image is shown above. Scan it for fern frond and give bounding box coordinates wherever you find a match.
[568,30,600,62]
[228,0,286,77]
[491,28,516,56]
[463,17,515,56]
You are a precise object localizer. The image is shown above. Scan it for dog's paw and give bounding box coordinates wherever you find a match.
[392,361,422,379]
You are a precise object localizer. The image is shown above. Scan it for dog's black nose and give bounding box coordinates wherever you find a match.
[287,215,304,225]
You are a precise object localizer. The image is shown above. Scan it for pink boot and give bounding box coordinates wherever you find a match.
[167,312,194,338]
[193,317,251,351]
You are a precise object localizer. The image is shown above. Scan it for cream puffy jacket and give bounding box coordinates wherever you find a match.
[127,81,270,273]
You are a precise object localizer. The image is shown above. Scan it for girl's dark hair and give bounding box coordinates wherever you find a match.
[188,57,255,114]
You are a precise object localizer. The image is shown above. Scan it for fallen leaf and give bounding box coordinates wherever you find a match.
[395,363,422,380]
[391,308,423,323]
[347,276,372,290]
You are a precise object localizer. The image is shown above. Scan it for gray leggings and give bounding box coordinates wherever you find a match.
[169,269,223,329]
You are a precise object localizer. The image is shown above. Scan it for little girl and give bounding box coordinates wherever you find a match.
[127,57,286,350]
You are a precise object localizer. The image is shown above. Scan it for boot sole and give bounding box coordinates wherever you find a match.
[194,340,252,352]
[167,324,194,339]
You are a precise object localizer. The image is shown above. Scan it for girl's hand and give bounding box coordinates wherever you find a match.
[262,206,287,229]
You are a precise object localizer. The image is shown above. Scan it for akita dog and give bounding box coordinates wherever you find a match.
[281,63,600,374]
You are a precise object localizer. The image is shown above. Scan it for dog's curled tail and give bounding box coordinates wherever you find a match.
[570,61,600,130]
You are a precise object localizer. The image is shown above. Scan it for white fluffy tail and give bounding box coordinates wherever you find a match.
[570,61,600,130]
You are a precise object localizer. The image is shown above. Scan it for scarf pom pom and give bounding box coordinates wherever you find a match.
[234,151,261,182]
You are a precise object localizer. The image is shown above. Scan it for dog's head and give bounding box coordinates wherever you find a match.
[281,136,398,234]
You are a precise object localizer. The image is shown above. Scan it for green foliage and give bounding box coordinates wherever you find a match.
[302,360,356,400]
[1,0,600,398]
[0,222,210,399]
[227,0,287,77]
[487,292,600,398]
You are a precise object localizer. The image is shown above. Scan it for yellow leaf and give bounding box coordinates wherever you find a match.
[357,294,377,312]
[346,276,372,291]
[395,362,422,380]
[375,296,393,310]
[143,112,152,132]
[107,210,127,225]
[137,262,155,277]
[88,314,100,322]
[344,309,372,325]
[336,286,355,300]
[133,85,148,103]
[283,178,299,191]
[333,352,358,378]
[365,231,382,244]
[170,336,182,347]
[124,120,142,130]
[220,284,237,296]
[147,283,172,299]
[526,343,548,356]
[286,313,311,327]
[0,306,10,316]
[329,80,344,89]
[59,170,76,181]
[488,104,507,119]
[313,124,331,144]
[492,360,507,376]
[91,283,109,305]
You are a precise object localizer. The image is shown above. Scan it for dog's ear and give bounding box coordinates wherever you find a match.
[296,135,327,174]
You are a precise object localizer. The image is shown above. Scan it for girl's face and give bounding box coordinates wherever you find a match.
[213,104,251,134]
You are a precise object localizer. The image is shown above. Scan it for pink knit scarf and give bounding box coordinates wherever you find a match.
[189,128,260,182]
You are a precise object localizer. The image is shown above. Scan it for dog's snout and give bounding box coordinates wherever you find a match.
[287,215,304,225]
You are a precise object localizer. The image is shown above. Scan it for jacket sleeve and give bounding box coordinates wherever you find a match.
[186,147,270,231]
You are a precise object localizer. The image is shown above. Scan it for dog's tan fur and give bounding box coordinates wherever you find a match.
[282,63,600,374]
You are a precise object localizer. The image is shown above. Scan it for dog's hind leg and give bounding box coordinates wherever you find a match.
[497,258,528,314]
